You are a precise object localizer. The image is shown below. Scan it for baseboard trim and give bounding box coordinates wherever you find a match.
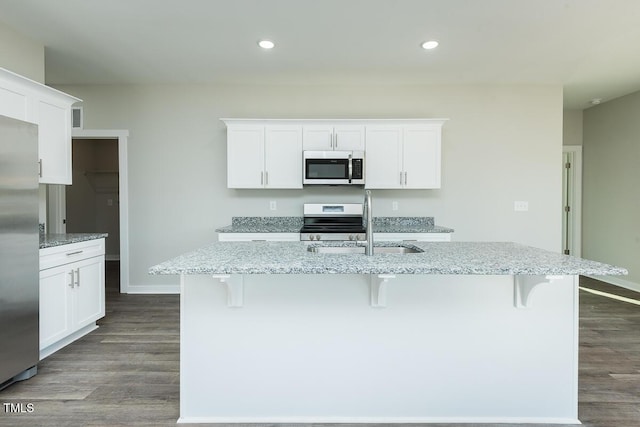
[40,324,98,360]
[177,416,580,424]
[125,284,180,294]
[584,274,640,294]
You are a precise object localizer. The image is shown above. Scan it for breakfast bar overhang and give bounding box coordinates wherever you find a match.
[149,241,627,424]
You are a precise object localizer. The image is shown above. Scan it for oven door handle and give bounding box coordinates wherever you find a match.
[348,154,353,183]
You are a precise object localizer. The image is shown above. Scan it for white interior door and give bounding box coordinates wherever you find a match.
[562,146,582,257]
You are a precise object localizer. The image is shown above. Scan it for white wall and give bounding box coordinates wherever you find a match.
[0,21,44,83]
[583,91,640,288]
[563,110,583,146]
[55,83,563,292]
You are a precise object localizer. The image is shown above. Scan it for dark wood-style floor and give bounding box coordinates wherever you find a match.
[1,263,639,426]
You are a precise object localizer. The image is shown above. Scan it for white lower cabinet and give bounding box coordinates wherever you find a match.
[39,239,105,359]
[374,232,452,242]
[218,233,300,242]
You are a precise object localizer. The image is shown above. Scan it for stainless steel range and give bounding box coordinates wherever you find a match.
[300,203,366,241]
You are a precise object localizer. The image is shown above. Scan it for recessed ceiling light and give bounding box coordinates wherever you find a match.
[258,40,275,49]
[589,98,602,105]
[421,40,439,50]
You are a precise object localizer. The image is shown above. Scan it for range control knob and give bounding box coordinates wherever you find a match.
[348,235,355,241]
[309,235,315,241]
[315,235,321,241]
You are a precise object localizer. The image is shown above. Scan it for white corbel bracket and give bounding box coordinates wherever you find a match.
[369,274,396,308]
[212,274,244,307]
[514,275,564,308]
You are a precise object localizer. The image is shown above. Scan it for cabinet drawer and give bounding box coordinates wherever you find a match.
[40,238,105,270]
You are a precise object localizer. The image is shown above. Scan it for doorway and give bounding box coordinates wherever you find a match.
[47,129,130,292]
[562,146,582,256]
[67,138,120,289]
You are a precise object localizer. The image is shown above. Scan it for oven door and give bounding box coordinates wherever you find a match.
[303,151,363,185]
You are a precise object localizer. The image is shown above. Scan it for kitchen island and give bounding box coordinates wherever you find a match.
[149,241,626,424]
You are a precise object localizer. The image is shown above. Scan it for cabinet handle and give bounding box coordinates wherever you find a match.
[38,159,42,178]
[404,172,408,185]
[260,171,264,185]
[68,270,75,288]
[66,250,84,256]
[265,171,269,185]
[75,268,80,287]
[331,133,334,149]
[400,172,403,185]
[335,133,338,148]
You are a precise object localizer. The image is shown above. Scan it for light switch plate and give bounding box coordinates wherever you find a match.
[269,201,277,211]
[392,201,399,211]
[514,201,529,212]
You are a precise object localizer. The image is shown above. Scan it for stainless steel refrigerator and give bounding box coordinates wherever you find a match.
[0,115,39,389]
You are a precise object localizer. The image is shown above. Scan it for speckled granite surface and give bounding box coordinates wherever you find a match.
[216,216,453,233]
[373,217,453,233]
[149,241,627,276]
[216,217,303,233]
[40,233,108,249]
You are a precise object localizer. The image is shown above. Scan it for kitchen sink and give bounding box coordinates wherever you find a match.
[307,245,423,254]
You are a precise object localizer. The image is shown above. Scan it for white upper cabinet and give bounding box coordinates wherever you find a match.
[224,120,302,189]
[365,121,445,189]
[402,126,441,189]
[226,125,265,188]
[364,126,403,189]
[265,125,303,188]
[302,125,364,151]
[0,68,81,185]
[223,119,445,190]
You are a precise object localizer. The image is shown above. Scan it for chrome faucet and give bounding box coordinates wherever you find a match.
[364,190,373,255]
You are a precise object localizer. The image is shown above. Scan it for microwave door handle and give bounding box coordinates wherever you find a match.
[348,155,353,183]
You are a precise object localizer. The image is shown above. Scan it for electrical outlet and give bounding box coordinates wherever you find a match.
[514,201,529,212]
[269,200,277,211]
[392,201,399,211]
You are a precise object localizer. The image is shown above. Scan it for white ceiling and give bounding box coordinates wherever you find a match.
[2,0,640,109]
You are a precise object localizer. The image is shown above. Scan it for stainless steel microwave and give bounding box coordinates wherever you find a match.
[303,150,365,185]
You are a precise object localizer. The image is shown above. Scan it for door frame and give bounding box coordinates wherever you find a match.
[562,145,582,257]
[50,129,130,293]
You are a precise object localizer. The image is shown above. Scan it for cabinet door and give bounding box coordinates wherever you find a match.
[364,126,403,189]
[333,125,364,151]
[36,96,73,184]
[403,126,441,189]
[0,85,29,121]
[39,265,73,350]
[264,125,303,188]
[302,125,333,150]
[227,125,265,188]
[73,256,105,329]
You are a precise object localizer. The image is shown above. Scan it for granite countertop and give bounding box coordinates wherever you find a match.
[216,217,303,233]
[40,233,108,249]
[215,216,454,233]
[149,241,627,276]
